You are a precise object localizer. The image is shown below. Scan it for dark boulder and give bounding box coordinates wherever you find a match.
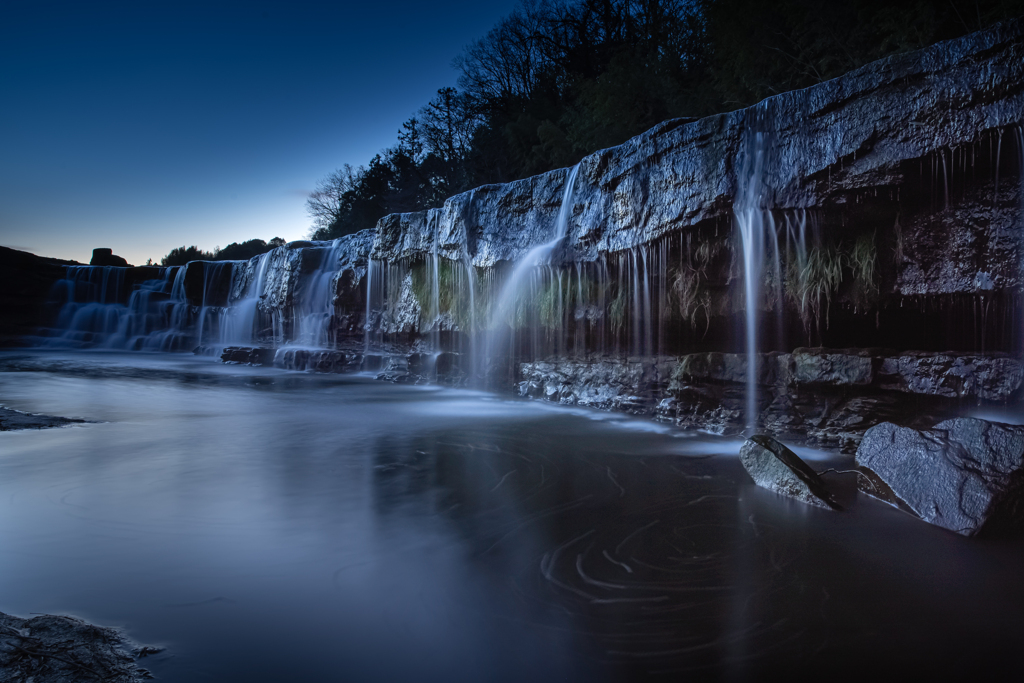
[0,610,158,682]
[221,346,276,366]
[0,405,88,431]
[89,248,130,267]
[0,246,78,342]
[739,434,842,510]
[856,418,1024,535]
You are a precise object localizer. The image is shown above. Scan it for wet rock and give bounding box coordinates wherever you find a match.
[368,19,1023,272]
[220,346,276,365]
[673,349,1022,402]
[856,418,1024,535]
[228,232,374,344]
[0,406,87,431]
[518,359,672,412]
[0,611,159,682]
[792,348,874,386]
[274,349,362,373]
[876,352,1024,401]
[897,187,1024,295]
[740,435,842,510]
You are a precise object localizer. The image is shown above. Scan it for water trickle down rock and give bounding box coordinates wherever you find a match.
[856,417,1024,535]
[740,434,842,510]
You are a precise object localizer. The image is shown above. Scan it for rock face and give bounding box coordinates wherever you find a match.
[739,435,841,510]
[0,246,79,344]
[673,349,1024,401]
[364,18,1023,270]
[0,611,158,682]
[856,418,1024,535]
[6,21,1024,444]
[519,349,1022,451]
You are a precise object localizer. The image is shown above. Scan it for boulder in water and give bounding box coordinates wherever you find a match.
[0,610,160,682]
[739,434,842,510]
[856,418,1024,535]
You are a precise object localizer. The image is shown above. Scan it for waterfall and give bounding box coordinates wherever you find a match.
[195,261,233,346]
[734,116,770,430]
[47,265,203,351]
[429,213,442,353]
[221,251,273,346]
[1017,125,1024,357]
[364,257,378,354]
[290,240,345,348]
[486,163,581,370]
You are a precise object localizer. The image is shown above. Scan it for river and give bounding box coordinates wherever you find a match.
[0,350,1021,680]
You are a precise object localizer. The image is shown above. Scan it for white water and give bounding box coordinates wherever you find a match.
[221,252,272,346]
[291,240,345,348]
[486,163,581,367]
[734,123,770,430]
[46,265,200,351]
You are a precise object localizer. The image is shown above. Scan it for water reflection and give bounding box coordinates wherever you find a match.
[0,350,1022,681]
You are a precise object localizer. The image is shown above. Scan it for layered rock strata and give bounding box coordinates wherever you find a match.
[517,348,1023,450]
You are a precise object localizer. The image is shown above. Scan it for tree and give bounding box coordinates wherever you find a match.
[418,87,481,200]
[161,246,213,266]
[306,166,360,236]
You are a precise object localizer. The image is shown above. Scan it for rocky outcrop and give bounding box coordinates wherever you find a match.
[517,348,1021,451]
[739,435,841,510]
[0,246,80,344]
[7,22,1023,451]
[275,348,364,374]
[367,18,1023,274]
[517,359,673,412]
[229,232,374,333]
[0,405,89,431]
[220,346,278,366]
[0,611,159,682]
[673,349,1024,401]
[89,248,130,267]
[856,418,1024,535]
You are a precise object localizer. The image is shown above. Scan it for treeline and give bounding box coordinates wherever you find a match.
[160,238,285,266]
[307,0,1024,241]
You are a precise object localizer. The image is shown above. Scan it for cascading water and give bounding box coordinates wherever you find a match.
[220,251,273,346]
[734,114,770,430]
[486,163,581,370]
[47,265,199,350]
[289,240,345,348]
[194,261,234,346]
[1017,125,1024,356]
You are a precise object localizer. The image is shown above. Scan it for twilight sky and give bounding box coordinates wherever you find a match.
[0,0,519,266]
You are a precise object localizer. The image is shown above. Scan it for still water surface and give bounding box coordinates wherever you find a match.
[0,350,1022,681]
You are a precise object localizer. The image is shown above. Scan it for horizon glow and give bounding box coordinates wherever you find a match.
[0,0,518,266]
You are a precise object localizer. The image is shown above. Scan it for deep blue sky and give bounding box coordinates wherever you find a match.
[0,0,519,265]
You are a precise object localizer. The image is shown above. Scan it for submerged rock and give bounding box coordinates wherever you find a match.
[856,418,1024,535]
[0,406,87,431]
[739,435,842,510]
[0,611,160,682]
